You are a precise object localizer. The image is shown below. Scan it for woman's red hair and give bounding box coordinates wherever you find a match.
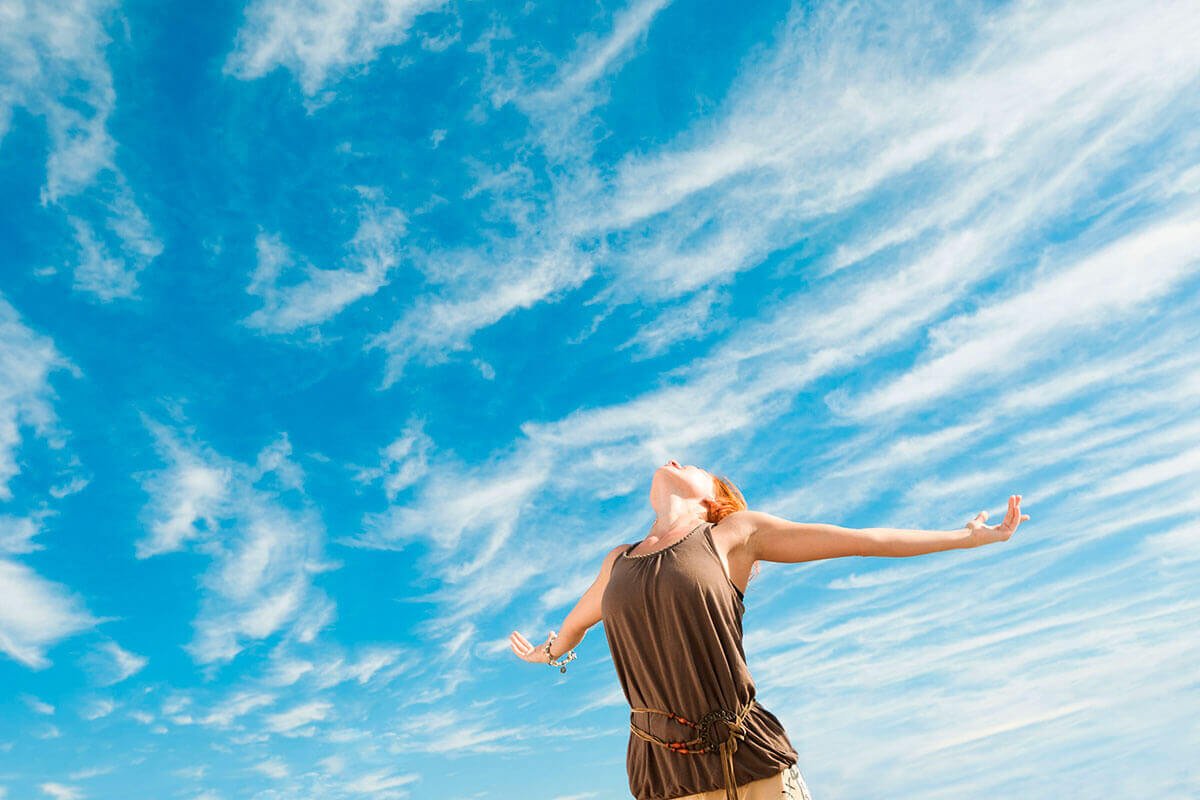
[706,473,747,523]
[707,472,761,583]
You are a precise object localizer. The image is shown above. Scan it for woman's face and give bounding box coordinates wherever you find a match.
[649,459,715,507]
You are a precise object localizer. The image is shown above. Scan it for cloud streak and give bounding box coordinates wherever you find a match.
[136,422,336,666]
[226,0,449,96]
[0,0,162,299]
[243,189,408,334]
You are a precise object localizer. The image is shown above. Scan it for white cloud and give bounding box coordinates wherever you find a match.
[134,432,232,559]
[368,0,1200,388]
[86,641,148,686]
[128,710,154,726]
[601,0,1200,242]
[22,694,55,715]
[264,700,332,733]
[351,416,432,501]
[361,0,678,385]
[344,770,420,794]
[365,243,592,386]
[39,783,82,800]
[234,1,659,383]
[390,706,528,755]
[34,724,61,740]
[225,0,449,96]
[318,754,345,774]
[0,0,162,299]
[199,691,278,727]
[136,420,336,665]
[263,656,314,686]
[532,0,671,105]
[0,297,73,500]
[243,190,407,333]
[348,3,681,377]
[79,698,115,720]
[0,512,51,555]
[252,758,289,779]
[0,559,97,668]
[834,208,1200,419]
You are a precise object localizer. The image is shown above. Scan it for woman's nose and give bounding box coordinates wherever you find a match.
[668,459,681,468]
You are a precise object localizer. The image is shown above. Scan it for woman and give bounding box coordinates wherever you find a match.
[510,460,1029,800]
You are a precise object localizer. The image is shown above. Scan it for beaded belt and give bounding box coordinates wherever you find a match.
[629,698,756,800]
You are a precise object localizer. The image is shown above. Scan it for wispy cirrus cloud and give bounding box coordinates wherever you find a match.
[524,0,672,116]
[21,695,55,715]
[343,769,419,794]
[198,690,278,728]
[78,698,115,721]
[0,0,161,299]
[0,298,97,669]
[242,189,407,334]
[0,511,50,554]
[135,421,337,666]
[225,0,450,96]
[365,0,1200,385]
[264,700,332,734]
[251,758,288,779]
[0,297,74,500]
[831,209,1200,420]
[364,0,675,386]
[83,640,148,686]
[39,783,83,800]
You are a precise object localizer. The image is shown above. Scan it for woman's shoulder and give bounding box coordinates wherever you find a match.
[601,542,631,572]
[606,542,630,560]
[711,510,757,544]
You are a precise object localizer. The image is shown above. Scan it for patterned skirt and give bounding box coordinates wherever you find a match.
[666,762,813,800]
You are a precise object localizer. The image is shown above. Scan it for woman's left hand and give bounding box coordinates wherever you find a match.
[509,629,554,665]
[965,494,1029,546]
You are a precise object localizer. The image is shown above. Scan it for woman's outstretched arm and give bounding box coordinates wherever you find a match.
[742,494,1029,564]
[510,543,627,665]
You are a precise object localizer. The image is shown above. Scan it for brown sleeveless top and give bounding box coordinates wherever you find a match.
[601,521,799,800]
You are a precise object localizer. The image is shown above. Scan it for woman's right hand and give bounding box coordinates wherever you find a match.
[509,629,553,665]
[966,494,1029,546]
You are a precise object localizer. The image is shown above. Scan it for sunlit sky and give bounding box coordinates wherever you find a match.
[1,0,1198,798]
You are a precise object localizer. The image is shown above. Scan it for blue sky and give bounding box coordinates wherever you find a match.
[1,0,1198,798]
